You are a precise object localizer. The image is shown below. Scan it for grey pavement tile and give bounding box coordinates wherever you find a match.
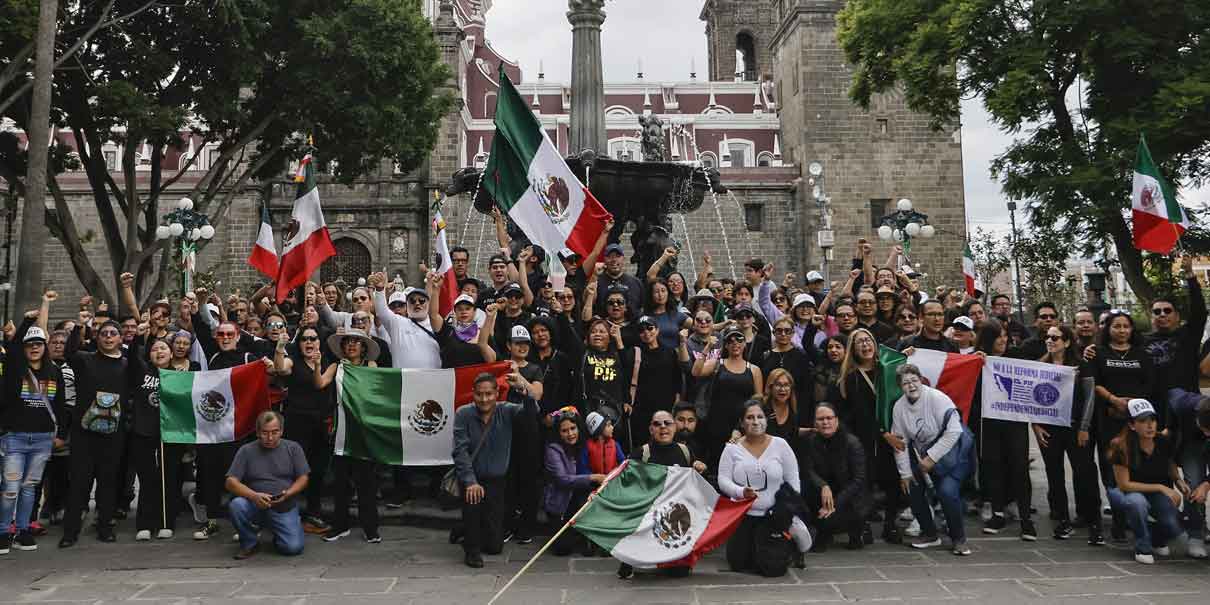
[132,582,244,599]
[695,585,844,604]
[1139,594,1210,605]
[803,549,932,568]
[1024,562,1132,579]
[1033,546,1139,563]
[233,579,394,597]
[1021,574,1210,597]
[942,579,1041,600]
[567,588,696,605]
[10,583,149,602]
[877,563,1040,581]
[388,575,501,595]
[792,566,894,583]
[832,579,951,600]
[921,547,1051,565]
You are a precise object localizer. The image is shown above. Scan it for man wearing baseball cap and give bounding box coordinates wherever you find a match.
[490,283,533,358]
[949,316,976,353]
[594,242,643,315]
[477,253,515,310]
[805,271,827,298]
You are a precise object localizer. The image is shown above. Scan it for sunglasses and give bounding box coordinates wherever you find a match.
[607,300,626,307]
[215,332,237,338]
[299,335,320,342]
[504,292,524,299]
[408,298,427,305]
[1045,334,1063,341]
[898,315,916,321]
[640,324,657,331]
[267,321,286,329]
[773,328,793,335]
[98,330,121,337]
[835,312,855,318]
[726,336,745,343]
[772,297,787,303]
[651,420,675,427]
[1152,307,1175,316]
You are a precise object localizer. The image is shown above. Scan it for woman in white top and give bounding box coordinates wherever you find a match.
[718,400,808,576]
[890,364,973,556]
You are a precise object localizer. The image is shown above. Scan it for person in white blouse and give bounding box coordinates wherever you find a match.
[890,364,974,556]
[718,400,810,576]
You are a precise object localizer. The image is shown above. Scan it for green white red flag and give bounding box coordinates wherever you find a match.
[159,362,271,444]
[878,346,984,427]
[962,243,981,297]
[432,208,459,318]
[1132,135,1187,254]
[334,362,511,466]
[483,65,612,289]
[573,461,752,569]
[276,153,336,303]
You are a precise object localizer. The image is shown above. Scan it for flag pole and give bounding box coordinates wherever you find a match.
[487,461,629,605]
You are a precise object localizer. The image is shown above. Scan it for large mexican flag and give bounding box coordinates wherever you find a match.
[334,362,511,466]
[482,65,611,287]
[574,461,752,569]
[159,362,271,444]
[1132,135,1187,254]
[878,346,984,427]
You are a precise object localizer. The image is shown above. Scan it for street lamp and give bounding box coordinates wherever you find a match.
[1007,201,1025,321]
[156,197,215,294]
[876,198,936,256]
[808,161,833,283]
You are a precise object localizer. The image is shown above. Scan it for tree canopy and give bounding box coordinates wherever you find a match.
[1,0,452,306]
[837,0,1210,301]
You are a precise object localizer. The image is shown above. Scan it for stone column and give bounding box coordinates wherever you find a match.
[567,0,607,156]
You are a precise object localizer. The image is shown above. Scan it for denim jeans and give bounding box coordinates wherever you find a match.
[909,469,967,544]
[1,432,55,533]
[1107,488,1183,555]
[228,497,304,555]
[1179,448,1206,538]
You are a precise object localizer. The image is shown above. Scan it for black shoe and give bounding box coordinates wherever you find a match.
[513,531,534,545]
[501,529,515,543]
[617,562,634,579]
[1021,520,1037,542]
[58,535,77,549]
[1053,521,1075,540]
[983,514,1007,535]
[322,527,351,542]
[793,550,808,567]
[861,522,874,545]
[14,531,37,551]
[465,553,484,568]
[97,528,116,543]
[1088,527,1106,546]
[448,527,464,545]
[113,509,128,521]
[882,526,902,545]
[0,533,10,555]
[845,536,864,550]
[364,532,382,544]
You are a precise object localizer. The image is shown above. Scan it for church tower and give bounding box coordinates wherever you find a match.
[700,0,779,82]
[767,0,967,284]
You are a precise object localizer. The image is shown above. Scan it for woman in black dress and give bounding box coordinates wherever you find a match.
[692,325,764,470]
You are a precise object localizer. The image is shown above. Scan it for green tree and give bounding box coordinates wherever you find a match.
[837,0,1210,303]
[1,0,452,306]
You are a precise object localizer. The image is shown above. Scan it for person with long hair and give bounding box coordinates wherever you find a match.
[1034,325,1100,543]
[643,278,690,349]
[272,325,334,535]
[168,331,200,371]
[975,319,1035,540]
[126,336,183,542]
[629,316,688,448]
[762,368,807,446]
[1106,399,1188,565]
[802,402,867,551]
[1092,311,1152,545]
[693,326,763,468]
[761,318,812,413]
[579,318,632,421]
[542,409,604,556]
[813,335,847,408]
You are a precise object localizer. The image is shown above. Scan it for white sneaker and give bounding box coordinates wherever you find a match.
[899,508,914,521]
[1004,502,1020,520]
[188,492,206,525]
[1154,546,1171,557]
[1187,539,1207,559]
[980,502,994,523]
[1135,552,1155,565]
[905,518,922,537]
[156,529,174,540]
[135,530,152,542]
[232,533,241,543]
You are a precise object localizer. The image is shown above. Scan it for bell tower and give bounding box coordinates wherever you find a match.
[700,0,779,82]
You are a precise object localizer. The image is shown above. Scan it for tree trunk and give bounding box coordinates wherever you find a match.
[14,0,59,314]
[1107,212,1156,304]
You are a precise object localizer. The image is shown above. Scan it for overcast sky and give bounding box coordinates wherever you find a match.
[486,0,1014,231]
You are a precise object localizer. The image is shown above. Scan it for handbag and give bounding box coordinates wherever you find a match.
[693,355,723,421]
[915,407,975,480]
[439,420,493,509]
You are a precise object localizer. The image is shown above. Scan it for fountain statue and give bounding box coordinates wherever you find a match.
[446,1,727,280]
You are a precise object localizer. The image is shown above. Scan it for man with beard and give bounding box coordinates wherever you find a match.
[594,243,644,315]
[478,254,514,310]
[491,282,533,358]
[369,273,441,370]
[854,290,896,344]
[898,300,958,353]
[1018,302,1060,360]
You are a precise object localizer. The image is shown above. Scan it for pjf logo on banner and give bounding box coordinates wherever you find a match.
[1033,383,1060,407]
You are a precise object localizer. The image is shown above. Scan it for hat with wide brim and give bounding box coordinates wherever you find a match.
[687,288,718,310]
[327,328,380,363]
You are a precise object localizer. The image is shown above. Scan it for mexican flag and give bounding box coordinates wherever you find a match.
[962,243,981,297]
[334,362,511,466]
[1132,135,1187,254]
[483,65,612,289]
[574,461,752,569]
[159,362,271,444]
[878,346,984,427]
[247,202,278,280]
[432,207,459,318]
[276,153,336,303]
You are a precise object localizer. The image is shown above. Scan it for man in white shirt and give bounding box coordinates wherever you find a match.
[368,273,441,369]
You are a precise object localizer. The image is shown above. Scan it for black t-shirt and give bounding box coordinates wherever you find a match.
[505,362,544,405]
[282,353,334,418]
[533,349,573,416]
[633,345,682,415]
[68,351,130,435]
[492,310,534,356]
[859,319,898,344]
[1093,345,1153,422]
[580,348,632,416]
[899,333,958,353]
[1110,434,1173,487]
[760,347,812,408]
[437,324,487,368]
[644,441,695,467]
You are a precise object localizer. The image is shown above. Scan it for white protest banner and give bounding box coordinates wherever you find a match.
[981,356,1076,427]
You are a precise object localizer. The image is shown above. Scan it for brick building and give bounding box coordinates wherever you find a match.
[3,0,966,319]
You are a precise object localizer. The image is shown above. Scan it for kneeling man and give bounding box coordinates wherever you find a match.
[226,411,310,559]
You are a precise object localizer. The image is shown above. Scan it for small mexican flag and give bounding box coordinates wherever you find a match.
[878,346,984,427]
[483,65,612,289]
[334,362,511,466]
[962,243,982,297]
[159,362,271,444]
[574,461,752,569]
[1132,135,1187,254]
[276,153,336,303]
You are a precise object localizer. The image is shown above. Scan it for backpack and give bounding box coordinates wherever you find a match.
[79,355,126,435]
[640,442,692,466]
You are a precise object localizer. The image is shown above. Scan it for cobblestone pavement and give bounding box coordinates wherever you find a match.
[3,455,1208,604]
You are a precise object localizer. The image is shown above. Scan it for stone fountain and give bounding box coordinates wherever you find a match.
[446,0,726,279]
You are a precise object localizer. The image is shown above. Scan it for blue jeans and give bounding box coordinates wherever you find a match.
[909,469,967,544]
[1179,449,1206,538]
[228,497,304,555]
[1,432,54,533]
[1107,488,1183,554]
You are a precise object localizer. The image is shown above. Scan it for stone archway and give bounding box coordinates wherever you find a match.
[321,237,372,287]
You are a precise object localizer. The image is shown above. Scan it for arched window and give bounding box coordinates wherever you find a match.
[698,151,718,169]
[736,32,757,82]
[720,138,756,168]
[757,152,774,167]
[608,137,642,162]
[484,92,497,119]
[321,238,373,287]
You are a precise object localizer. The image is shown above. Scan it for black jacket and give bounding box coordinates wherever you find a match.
[802,429,867,514]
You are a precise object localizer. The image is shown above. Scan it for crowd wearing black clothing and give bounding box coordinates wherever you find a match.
[6,240,1210,573]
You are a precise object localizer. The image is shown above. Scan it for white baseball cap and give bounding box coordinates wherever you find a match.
[792,293,816,308]
[805,271,825,283]
[402,286,429,301]
[453,293,476,307]
[1127,398,1157,420]
[510,325,531,342]
[23,326,48,343]
[951,316,975,331]
[388,291,407,306]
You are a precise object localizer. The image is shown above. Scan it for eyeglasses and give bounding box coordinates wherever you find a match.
[607,299,626,307]
[651,420,675,427]
[1152,307,1175,316]
[299,335,320,342]
[835,312,855,319]
[267,321,285,329]
[694,317,711,324]
[743,466,768,492]
[353,296,369,302]
[772,297,787,303]
[898,315,916,321]
[773,328,793,335]
[215,331,237,338]
[1037,313,1057,320]
[98,329,120,337]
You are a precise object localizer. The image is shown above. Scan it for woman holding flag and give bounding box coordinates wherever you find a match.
[125,334,181,541]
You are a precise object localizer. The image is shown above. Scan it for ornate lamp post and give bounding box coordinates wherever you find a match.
[807,161,833,283]
[876,198,936,256]
[155,197,215,295]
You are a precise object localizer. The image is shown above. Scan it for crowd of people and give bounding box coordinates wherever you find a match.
[3,234,1210,575]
